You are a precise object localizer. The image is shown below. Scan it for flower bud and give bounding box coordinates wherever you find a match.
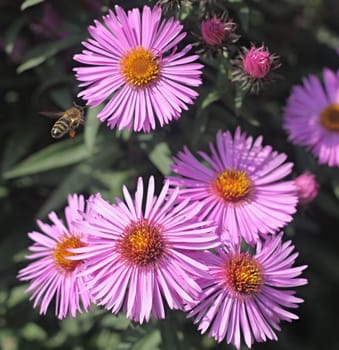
[295,172,319,205]
[243,46,271,79]
[201,18,233,46]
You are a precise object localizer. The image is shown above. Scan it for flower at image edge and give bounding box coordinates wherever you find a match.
[69,176,220,323]
[187,233,308,349]
[283,68,339,167]
[17,194,93,319]
[73,5,203,132]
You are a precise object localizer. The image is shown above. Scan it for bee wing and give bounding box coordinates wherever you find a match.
[39,111,64,119]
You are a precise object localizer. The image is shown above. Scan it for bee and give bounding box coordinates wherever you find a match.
[40,103,85,139]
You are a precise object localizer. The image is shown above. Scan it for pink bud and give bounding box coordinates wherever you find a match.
[295,172,319,205]
[243,46,271,79]
[201,19,226,46]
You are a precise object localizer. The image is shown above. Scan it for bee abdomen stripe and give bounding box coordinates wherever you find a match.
[55,119,72,129]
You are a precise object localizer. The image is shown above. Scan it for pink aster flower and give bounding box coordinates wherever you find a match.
[294,171,319,205]
[283,68,339,167]
[187,233,308,349]
[70,176,220,323]
[168,128,298,245]
[232,45,280,93]
[73,5,203,132]
[17,194,93,319]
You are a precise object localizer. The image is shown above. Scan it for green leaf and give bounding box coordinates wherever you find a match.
[21,0,45,10]
[84,105,102,154]
[48,86,73,110]
[0,331,18,350]
[7,285,28,308]
[116,324,160,350]
[316,26,339,50]
[92,169,132,197]
[35,163,93,219]
[17,35,83,73]
[3,136,90,179]
[132,329,160,350]
[201,91,220,109]
[239,6,250,32]
[234,83,247,114]
[4,16,27,55]
[159,314,184,350]
[145,142,172,176]
[20,322,47,341]
[100,313,131,330]
[0,186,9,199]
[1,125,40,173]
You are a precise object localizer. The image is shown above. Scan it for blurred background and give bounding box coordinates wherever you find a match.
[1,0,339,349]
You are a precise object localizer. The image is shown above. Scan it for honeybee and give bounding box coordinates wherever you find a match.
[40,103,85,139]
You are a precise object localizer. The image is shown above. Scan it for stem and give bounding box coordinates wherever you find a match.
[158,311,182,350]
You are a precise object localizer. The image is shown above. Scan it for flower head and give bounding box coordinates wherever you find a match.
[294,171,319,205]
[71,177,219,323]
[187,234,308,349]
[200,13,239,53]
[283,68,339,167]
[232,45,280,93]
[168,128,298,245]
[17,194,93,319]
[74,5,203,132]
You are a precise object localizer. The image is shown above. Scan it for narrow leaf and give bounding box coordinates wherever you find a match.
[84,105,102,154]
[3,136,90,179]
[21,0,45,10]
[17,35,82,73]
[146,142,172,176]
[4,16,27,54]
[201,91,220,109]
[35,163,93,219]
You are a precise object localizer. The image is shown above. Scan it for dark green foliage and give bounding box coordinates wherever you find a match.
[1,0,339,349]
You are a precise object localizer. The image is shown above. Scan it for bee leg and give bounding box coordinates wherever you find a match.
[69,130,76,139]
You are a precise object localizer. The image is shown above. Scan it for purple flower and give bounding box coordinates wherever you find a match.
[187,234,308,349]
[70,177,219,323]
[168,128,298,245]
[283,68,339,167]
[294,171,319,205]
[73,5,203,132]
[17,194,93,319]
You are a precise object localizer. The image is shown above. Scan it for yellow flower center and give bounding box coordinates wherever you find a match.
[118,219,165,266]
[214,168,252,202]
[120,47,160,88]
[52,235,84,272]
[320,103,339,132]
[225,253,263,295]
